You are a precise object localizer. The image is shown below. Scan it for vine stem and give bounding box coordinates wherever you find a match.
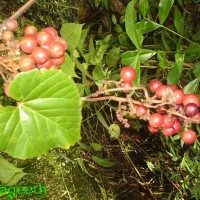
[10,0,37,20]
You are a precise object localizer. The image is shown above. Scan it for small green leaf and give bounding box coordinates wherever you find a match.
[135,20,160,34]
[95,110,109,130]
[183,79,199,94]
[92,156,115,168]
[60,23,83,51]
[157,51,168,68]
[139,0,149,17]
[125,0,143,49]
[106,48,120,67]
[90,143,102,151]
[193,63,200,78]
[167,53,184,84]
[93,65,105,86]
[159,0,175,25]
[174,6,184,34]
[60,53,78,78]
[0,156,27,186]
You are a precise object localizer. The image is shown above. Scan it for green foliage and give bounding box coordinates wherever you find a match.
[0,156,27,186]
[0,70,82,159]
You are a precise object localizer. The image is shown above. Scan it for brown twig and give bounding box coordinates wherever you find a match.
[10,0,37,20]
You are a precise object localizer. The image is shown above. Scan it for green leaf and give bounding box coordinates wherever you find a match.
[106,47,120,67]
[157,51,168,68]
[125,0,143,49]
[183,79,199,94]
[92,65,105,86]
[60,53,78,78]
[174,6,184,34]
[167,53,184,84]
[158,0,174,25]
[60,23,83,51]
[139,0,149,17]
[135,20,161,34]
[92,156,115,168]
[121,49,156,65]
[90,143,102,151]
[0,70,82,159]
[0,156,27,186]
[95,110,109,130]
[193,63,200,78]
[131,53,141,86]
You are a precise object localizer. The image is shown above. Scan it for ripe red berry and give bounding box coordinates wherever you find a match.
[44,27,58,39]
[182,93,200,107]
[2,30,14,41]
[37,58,52,69]
[162,127,175,136]
[120,66,136,82]
[55,37,68,50]
[20,35,37,53]
[181,130,197,144]
[136,105,147,116]
[149,80,163,93]
[121,82,133,93]
[184,103,199,117]
[173,119,181,134]
[155,85,172,99]
[51,56,65,66]
[169,89,185,105]
[4,81,11,97]
[161,114,175,128]
[32,47,50,64]
[24,25,37,36]
[149,113,163,128]
[5,19,18,31]
[36,30,53,46]
[19,55,35,71]
[148,125,159,134]
[49,41,65,58]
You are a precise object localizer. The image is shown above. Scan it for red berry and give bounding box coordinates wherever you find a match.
[149,113,163,128]
[2,30,14,41]
[181,130,197,144]
[155,85,172,99]
[148,125,159,134]
[173,119,181,134]
[44,27,58,39]
[55,37,68,50]
[162,127,175,136]
[24,25,37,36]
[121,82,133,93]
[4,81,11,97]
[169,89,185,104]
[161,114,175,128]
[37,58,52,69]
[136,105,147,116]
[5,19,18,31]
[120,66,136,82]
[32,47,50,64]
[49,41,65,58]
[183,94,200,107]
[149,80,163,93]
[20,35,37,53]
[19,55,35,71]
[184,103,199,117]
[51,56,65,66]
[36,30,53,46]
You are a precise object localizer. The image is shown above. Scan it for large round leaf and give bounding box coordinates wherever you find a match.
[0,70,82,159]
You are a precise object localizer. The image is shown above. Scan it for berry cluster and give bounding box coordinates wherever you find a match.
[0,18,68,97]
[107,66,199,144]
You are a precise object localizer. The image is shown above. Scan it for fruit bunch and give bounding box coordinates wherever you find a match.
[0,18,68,97]
[113,66,199,144]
